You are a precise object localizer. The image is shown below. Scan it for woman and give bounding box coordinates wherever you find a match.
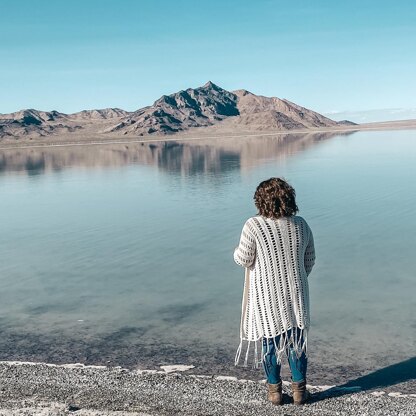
[233,177,315,406]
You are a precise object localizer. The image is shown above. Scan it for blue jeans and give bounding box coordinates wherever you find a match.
[262,328,307,384]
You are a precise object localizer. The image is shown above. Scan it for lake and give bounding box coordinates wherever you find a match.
[0,129,415,387]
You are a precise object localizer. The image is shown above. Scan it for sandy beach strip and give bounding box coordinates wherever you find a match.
[0,119,416,150]
[0,361,415,416]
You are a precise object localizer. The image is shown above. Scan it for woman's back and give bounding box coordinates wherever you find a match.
[234,214,315,339]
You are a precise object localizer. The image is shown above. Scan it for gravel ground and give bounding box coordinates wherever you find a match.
[0,361,415,416]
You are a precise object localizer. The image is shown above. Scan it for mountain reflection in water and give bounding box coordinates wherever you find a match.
[0,132,349,176]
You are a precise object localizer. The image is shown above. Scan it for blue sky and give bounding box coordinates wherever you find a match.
[1,0,415,115]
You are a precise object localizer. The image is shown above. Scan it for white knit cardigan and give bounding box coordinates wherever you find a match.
[233,215,315,367]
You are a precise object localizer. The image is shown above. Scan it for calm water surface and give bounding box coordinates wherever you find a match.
[0,130,415,385]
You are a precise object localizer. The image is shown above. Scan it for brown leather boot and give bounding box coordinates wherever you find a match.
[292,380,309,405]
[267,381,282,405]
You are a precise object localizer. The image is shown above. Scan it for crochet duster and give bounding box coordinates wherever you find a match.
[233,215,315,367]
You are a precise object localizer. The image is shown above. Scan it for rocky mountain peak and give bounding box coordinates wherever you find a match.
[117,82,240,136]
[202,80,220,90]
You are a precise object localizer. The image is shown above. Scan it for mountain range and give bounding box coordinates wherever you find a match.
[0,82,355,139]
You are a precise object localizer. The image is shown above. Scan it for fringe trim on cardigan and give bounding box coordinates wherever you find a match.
[234,327,309,369]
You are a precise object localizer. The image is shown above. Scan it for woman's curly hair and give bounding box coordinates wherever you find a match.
[254,177,298,219]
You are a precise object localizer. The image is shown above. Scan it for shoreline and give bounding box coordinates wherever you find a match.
[2,327,414,394]
[0,119,415,150]
[0,361,415,416]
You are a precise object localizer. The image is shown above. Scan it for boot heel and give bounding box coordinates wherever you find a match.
[292,380,309,405]
[267,381,283,405]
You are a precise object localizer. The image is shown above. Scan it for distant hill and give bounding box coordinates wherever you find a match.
[337,120,358,126]
[0,109,79,138]
[227,89,338,130]
[0,82,352,139]
[69,108,130,120]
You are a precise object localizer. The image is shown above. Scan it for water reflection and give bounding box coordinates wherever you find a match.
[0,132,351,176]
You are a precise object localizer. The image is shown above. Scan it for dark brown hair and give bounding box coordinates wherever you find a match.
[254,177,298,219]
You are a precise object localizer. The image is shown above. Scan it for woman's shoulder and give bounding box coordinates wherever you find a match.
[243,215,260,226]
[241,216,264,231]
[292,214,306,222]
[291,215,309,224]
[291,215,313,232]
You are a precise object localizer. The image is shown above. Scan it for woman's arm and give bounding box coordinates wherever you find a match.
[304,225,316,276]
[233,220,256,268]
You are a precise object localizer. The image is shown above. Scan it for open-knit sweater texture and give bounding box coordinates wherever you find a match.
[233,215,315,366]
